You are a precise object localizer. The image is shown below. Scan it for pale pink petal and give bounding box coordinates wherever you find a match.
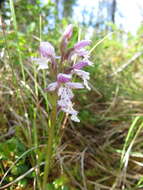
[39,42,55,58]
[73,61,89,69]
[73,69,90,79]
[62,107,78,115]
[71,114,80,122]
[46,82,58,91]
[83,78,91,90]
[66,88,74,99]
[73,69,91,90]
[37,63,48,70]
[66,82,84,89]
[74,40,91,50]
[85,60,94,66]
[73,60,93,69]
[31,57,49,70]
[75,49,89,56]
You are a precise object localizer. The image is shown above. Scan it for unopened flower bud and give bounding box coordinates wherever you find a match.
[63,24,73,40]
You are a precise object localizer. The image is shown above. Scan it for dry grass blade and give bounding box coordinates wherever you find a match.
[0,162,45,189]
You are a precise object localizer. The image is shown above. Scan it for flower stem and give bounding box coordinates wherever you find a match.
[42,100,57,189]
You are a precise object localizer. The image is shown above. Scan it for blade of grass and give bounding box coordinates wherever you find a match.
[9,0,25,81]
[88,32,114,55]
[120,116,141,167]
[121,117,143,188]
[112,116,143,190]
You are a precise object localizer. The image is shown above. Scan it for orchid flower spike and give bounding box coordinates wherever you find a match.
[32,24,94,122]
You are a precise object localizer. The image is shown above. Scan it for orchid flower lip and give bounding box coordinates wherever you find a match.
[58,86,74,99]
[72,69,91,90]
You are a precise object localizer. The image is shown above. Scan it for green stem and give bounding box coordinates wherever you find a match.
[33,108,42,189]
[43,102,57,189]
[9,0,25,81]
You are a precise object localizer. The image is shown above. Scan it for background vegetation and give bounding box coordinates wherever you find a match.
[0,0,143,189]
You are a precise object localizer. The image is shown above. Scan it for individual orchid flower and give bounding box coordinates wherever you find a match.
[39,42,55,58]
[46,73,84,92]
[46,73,71,91]
[46,73,84,122]
[31,41,57,70]
[72,69,91,90]
[39,42,56,66]
[68,40,91,60]
[71,60,93,90]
